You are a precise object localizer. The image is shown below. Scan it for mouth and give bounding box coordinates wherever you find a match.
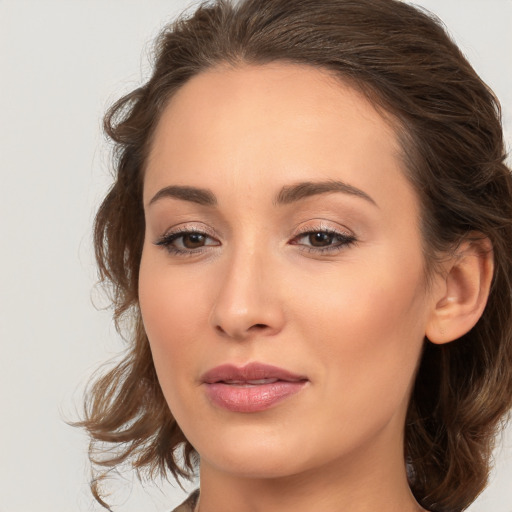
[200,362,308,384]
[217,378,282,386]
[201,362,308,413]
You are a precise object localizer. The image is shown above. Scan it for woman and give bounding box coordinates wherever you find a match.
[78,0,512,511]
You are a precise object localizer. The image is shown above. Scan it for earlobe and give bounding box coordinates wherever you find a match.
[425,235,494,345]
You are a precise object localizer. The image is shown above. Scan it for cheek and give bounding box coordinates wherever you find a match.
[138,250,212,406]
[299,253,428,429]
[139,242,214,337]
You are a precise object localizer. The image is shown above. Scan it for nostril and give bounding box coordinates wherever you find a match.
[214,322,270,338]
[250,323,269,331]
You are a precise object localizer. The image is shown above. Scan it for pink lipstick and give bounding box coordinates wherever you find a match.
[201,362,308,413]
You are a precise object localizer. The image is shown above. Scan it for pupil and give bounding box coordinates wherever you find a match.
[309,232,333,247]
[184,233,205,248]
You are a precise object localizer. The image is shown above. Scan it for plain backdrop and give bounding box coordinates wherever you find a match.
[1,1,511,511]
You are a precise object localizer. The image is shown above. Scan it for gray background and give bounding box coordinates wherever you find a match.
[1,1,511,511]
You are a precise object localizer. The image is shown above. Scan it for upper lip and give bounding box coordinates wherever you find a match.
[200,362,308,384]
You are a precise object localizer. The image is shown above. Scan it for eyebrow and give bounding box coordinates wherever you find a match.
[148,180,376,208]
[149,185,217,207]
[275,180,377,207]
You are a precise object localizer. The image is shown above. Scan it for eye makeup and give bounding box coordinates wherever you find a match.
[289,227,357,254]
[154,221,357,258]
[155,226,220,256]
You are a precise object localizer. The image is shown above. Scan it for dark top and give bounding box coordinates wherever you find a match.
[171,489,200,512]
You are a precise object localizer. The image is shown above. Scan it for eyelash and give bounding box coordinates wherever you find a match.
[289,227,357,254]
[154,226,357,256]
[154,228,219,256]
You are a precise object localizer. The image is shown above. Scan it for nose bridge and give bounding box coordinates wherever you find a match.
[210,237,284,339]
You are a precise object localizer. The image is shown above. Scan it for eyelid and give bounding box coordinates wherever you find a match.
[289,220,357,254]
[153,222,221,255]
[292,219,355,238]
[158,221,218,239]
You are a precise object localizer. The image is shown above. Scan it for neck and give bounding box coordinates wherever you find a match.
[196,430,425,512]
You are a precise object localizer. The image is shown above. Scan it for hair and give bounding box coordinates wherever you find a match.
[77,1,512,511]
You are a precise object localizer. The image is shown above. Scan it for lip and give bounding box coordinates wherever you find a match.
[201,362,308,413]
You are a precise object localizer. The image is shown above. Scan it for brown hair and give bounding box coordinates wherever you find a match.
[77,1,512,510]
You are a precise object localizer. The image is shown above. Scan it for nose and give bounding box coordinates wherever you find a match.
[209,247,285,341]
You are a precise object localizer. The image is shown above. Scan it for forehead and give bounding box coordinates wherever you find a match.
[144,62,415,216]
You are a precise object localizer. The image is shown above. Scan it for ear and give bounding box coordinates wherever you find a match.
[425,235,494,345]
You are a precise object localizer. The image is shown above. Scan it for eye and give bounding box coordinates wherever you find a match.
[304,232,337,247]
[290,228,356,253]
[155,229,220,255]
[177,232,210,249]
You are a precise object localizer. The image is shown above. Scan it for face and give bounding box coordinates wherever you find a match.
[139,63,435,480]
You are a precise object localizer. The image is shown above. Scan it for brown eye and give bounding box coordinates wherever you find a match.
[182,233,207,248]
[290,229,356,254]
[155,230,220,255]
[308,232,334,247]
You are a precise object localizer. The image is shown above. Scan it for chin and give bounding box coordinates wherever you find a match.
[204,450,306,480]
[193,424,312,478]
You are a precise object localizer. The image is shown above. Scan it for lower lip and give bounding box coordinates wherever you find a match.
[204,381,307,413]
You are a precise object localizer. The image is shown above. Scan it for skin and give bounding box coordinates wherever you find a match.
[139,63,443,512]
